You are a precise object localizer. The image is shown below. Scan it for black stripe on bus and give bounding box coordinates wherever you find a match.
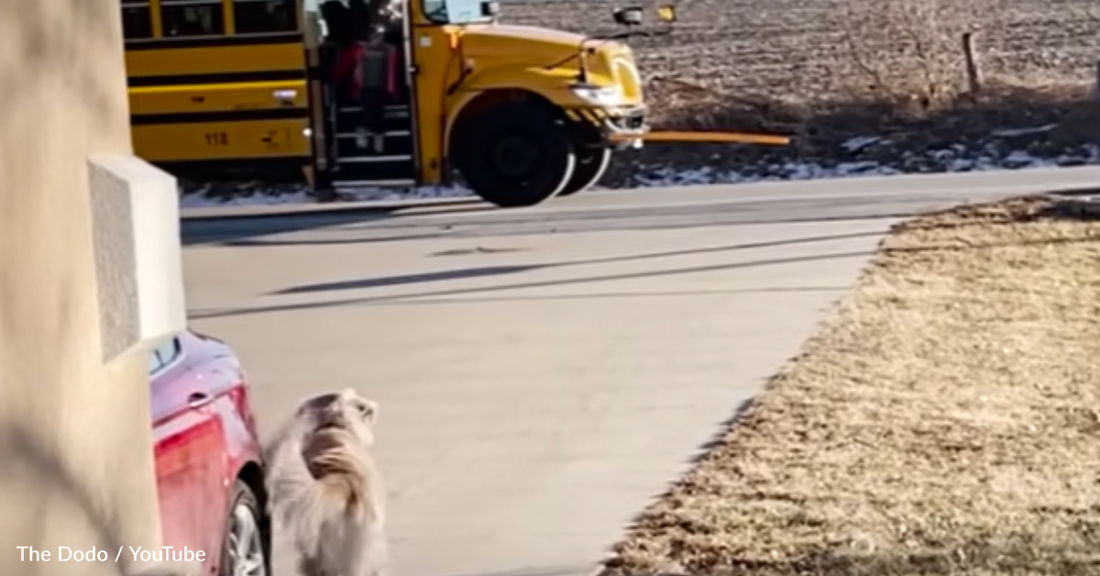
[124,32,304,51]
[128,69,307,87]
[130,107,310,126]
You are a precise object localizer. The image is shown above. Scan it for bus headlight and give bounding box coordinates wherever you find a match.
[571,85,622,106]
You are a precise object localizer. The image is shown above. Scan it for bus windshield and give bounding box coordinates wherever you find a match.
[421,0,491,24]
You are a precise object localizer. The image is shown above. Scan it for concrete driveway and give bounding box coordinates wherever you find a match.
[182,167,1100,576]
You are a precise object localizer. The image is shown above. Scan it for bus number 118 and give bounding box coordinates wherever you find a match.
[205,132,228,146]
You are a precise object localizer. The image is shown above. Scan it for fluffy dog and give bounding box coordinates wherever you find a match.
[264,389,388,576]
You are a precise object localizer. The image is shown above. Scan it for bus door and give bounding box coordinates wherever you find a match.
[314,0,417,190]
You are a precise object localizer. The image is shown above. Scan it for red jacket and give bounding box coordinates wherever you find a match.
[333,43,399,100]
[334,43,365,100]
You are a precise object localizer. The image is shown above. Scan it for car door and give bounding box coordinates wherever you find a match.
[150,336,227,573]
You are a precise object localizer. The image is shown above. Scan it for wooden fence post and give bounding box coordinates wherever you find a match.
[962,32,982,97]
[1095,58,1100,101]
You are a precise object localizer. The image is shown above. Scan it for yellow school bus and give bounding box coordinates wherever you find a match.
[121,0,786,207]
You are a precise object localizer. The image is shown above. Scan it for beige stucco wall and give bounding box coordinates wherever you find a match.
[0,0,164,574]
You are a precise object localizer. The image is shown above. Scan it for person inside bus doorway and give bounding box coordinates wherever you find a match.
[333,0,403,153]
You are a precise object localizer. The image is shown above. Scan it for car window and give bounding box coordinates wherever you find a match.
[147,348,163,376]
[147,337,183,377]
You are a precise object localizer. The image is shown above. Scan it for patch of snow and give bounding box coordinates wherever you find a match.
[1002,150,1051,169]
[179,189,315,208]
[990,124,1058,138]
[835,161,887,176]
[628,143,1097,188]
[178,140,1100,208]
[633,166,714,187]
[633,161,907,186]
[928,148,958,162]
[180,183,473,207]
[1084,143,1100,163]
[337,184,472,202]
[841,136,882,153]
[948,157,981,171]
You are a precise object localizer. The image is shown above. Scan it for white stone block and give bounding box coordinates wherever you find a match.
[87,155,186,364]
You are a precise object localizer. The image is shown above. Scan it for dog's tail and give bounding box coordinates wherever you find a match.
[306,437,374,523]
[263,420,355,554]
[264,420,383,557]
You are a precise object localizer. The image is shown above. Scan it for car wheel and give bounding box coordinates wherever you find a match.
[219,480,268,576]
[454,100,576,208]
[557,146,611,196]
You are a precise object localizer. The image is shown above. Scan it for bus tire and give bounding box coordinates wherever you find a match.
[558,147,611,196]
[454,101,575,208]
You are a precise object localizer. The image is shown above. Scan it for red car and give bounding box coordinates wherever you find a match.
[148,330,270,576]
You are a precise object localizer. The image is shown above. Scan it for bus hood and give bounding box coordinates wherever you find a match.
[458,24,632,78]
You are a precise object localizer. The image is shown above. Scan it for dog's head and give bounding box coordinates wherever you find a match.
[297,388,380,444]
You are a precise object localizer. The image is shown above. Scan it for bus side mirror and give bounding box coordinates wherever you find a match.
[612,7,643,26]
[481,1,499,17]
[656,5,676,22]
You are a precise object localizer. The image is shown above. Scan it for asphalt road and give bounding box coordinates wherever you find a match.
[182,166,1100,576]
[181,166,1100,246]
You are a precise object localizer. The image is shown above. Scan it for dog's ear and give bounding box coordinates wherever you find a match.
[358,398,379,425]
[300,392,339,414]
[336,388,378,424]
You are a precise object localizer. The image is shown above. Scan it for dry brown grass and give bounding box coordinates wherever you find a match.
[599,197,1100,576]
[504,0,1100,133]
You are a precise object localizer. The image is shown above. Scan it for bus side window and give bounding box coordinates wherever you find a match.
[161,0,226,37]
[121,1,154,39]
[233,0,299,34]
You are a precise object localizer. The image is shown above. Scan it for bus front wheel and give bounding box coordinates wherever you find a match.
[558,147,612,197]
[455,101,576,208]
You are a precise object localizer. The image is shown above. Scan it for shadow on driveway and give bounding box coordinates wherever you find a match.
[181,200,488,246]
[192,247,874,320]
[269,230,885,296]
